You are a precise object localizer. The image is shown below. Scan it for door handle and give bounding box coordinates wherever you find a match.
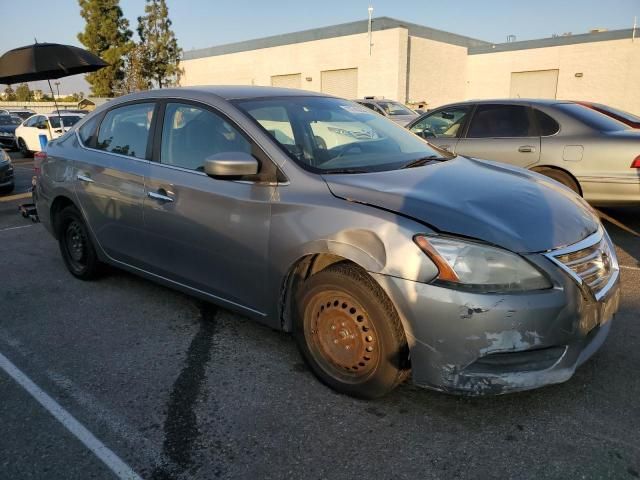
[77,174,94,183]
[518,145,536,153]
[148,190,174,203]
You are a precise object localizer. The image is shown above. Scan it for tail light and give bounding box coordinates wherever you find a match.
[632,155,640,168]
[34,151,47,175]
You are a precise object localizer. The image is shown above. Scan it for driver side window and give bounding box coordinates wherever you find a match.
[410,106,470,139]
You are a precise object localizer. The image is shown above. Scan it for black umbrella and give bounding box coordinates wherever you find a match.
[0,43,107,127]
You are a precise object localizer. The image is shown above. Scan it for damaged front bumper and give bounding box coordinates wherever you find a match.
[371,254,621,396]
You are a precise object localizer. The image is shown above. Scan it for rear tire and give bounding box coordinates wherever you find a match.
[57,205,102,280]
[294,262,410,399]
[18,138,32,158]
[536,167,580,195]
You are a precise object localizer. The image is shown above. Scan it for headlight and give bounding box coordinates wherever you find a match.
[414,235,551,293]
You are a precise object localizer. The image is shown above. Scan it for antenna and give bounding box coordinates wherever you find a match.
[368,6,374,55]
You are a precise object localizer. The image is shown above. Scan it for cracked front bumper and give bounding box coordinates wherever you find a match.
[371,258,621,395]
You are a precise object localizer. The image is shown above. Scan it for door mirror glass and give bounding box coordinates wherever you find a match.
[204,152,259,178]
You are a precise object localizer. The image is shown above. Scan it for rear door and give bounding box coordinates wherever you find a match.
[141,100,274,313]
[25,116,45,151]
[73,101,156,265]
[408,104,471,152]
[455,104,541,168]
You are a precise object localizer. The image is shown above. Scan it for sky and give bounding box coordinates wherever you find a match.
[1,0,638,96]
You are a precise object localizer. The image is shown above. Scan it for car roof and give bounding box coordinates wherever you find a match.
[44,112,83,117]
[437,98,575,108]
[120,85,330,102]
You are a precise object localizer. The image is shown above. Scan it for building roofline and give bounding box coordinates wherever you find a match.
[182,16,490,61]
[469,28,636,54]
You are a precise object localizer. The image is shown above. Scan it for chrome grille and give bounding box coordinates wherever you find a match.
[546,228,618,300]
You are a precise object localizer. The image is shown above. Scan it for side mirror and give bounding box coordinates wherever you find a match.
[204,152,259,178]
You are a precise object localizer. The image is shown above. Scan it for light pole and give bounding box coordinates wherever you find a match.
[54,81,60,98]
[368,6,374,56]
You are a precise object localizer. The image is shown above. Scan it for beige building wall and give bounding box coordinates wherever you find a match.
[181,28,410,101]
[466,38,640,114]
[407,36,468,109]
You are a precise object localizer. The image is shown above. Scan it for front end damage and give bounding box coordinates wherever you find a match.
[371,236,621,396]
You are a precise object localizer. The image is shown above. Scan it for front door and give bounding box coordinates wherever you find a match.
[454,104,541,168]
[142,101,273,314]
[73,102,156,265]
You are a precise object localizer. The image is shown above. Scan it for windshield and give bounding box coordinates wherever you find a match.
[49,116,82,128]
[235,96,447,173]
[11,111,33,120]
[0,115,20,126]
[376,101,415,116]
[556,103,629,132]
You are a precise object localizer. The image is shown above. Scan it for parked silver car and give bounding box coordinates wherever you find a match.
[407,99,640,205]
[354,98,419,126]
[36,87,620,398]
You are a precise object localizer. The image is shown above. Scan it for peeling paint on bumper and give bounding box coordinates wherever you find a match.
[371,261,621,396]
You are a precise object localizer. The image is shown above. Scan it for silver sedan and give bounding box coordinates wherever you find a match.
[407,99,640,205]
[36,87,620,398]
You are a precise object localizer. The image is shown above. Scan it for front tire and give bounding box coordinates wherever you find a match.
[294,262,410,399]
[57,205,102,280]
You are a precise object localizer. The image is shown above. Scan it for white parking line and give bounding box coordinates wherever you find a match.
[620,265,640,272]
[0,192,32,202]
[0,352,142,480]
[0,224,35,233]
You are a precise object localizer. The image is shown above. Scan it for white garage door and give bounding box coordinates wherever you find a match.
[321,68,358,99]
[510,69,559,99]
[271,73,301,89]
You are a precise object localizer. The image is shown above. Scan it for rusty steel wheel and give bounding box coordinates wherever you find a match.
[306,291,379,381]
[295,262,410,399]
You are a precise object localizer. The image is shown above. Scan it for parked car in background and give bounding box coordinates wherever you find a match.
[50,109,89,116]
[407,99,640,205]
[6,108,36,121]
[0,147,14,193]
[576,101,640,129]
[15,113,82,155]
[354,98,419,126]
[36,87,620,398]
[0,114,21,149]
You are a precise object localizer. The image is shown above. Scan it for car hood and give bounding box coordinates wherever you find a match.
[0,125,17,133]
[322,156,600,253]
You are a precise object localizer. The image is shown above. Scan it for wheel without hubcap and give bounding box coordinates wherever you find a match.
[57,205,102,280]
[295,262,410,399]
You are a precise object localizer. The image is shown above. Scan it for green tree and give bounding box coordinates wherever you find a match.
[3,85,16,101]
[121,43,150,93]
[137,0,183,88]
[15,83,31,102]
[77,0,133,97]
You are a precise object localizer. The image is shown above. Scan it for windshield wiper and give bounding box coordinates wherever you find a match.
[321,168,369,174]
[400,155,448,169]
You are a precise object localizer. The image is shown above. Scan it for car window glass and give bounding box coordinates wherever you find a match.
[78,115,101,145]
[96,103,155,159]
[467,105,535,138]
[377,101,415,116]
[50,116,82,129]
[410,106,470,139]
[556,103,629,132]
[308,108,379,150]
[160,103,251,171]
[248,105,295,146]
[534,109,560,136]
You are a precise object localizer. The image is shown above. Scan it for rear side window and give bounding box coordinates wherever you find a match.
[467,105,535,138]
[160,102,251,171]
[96,103,155,159]
[78,115,101,146]
[534,109,560,136]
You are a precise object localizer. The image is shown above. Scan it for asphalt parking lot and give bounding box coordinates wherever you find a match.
[1,150,639,479]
